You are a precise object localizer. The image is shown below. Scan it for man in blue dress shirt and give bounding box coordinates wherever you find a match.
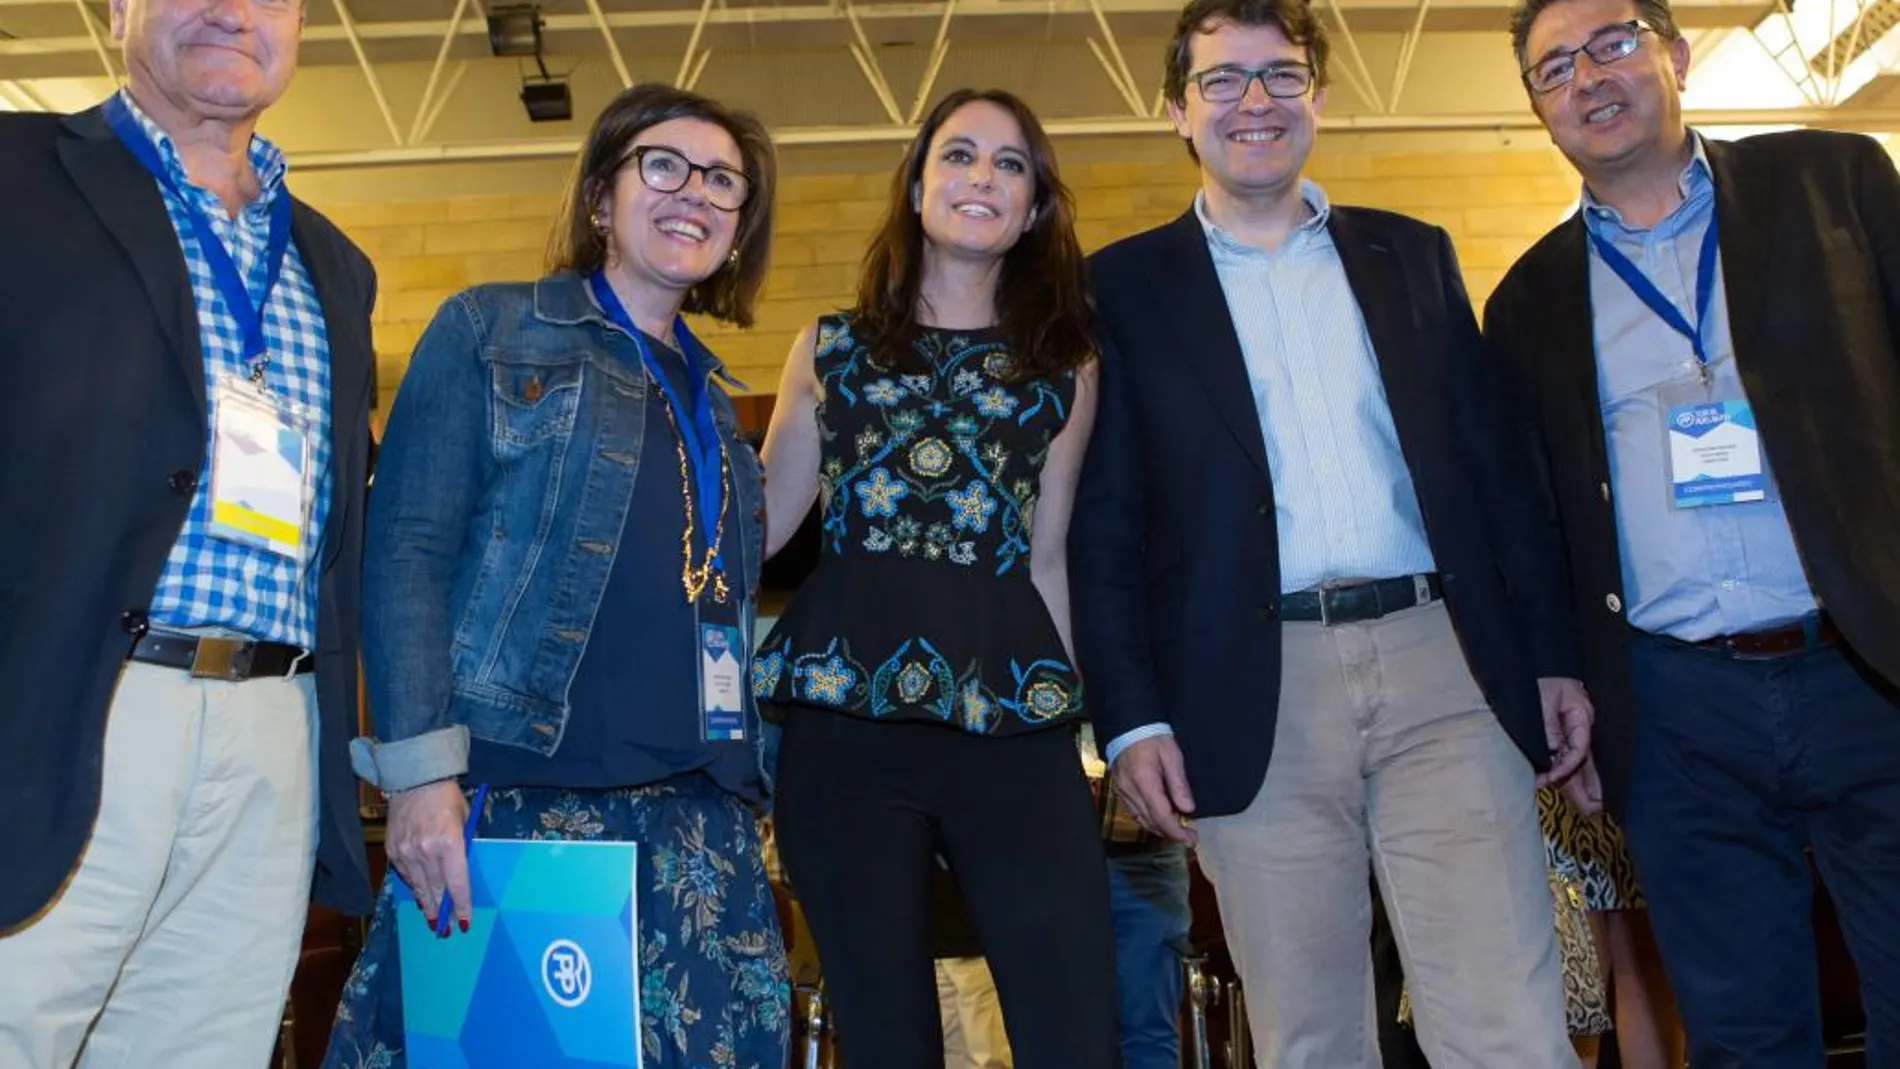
[1486,0,1900,1062]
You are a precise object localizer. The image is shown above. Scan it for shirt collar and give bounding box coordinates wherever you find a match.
[536,271,748,391]
[115,88,289,213]
[1581,129,1711,234]
[1195,178,1332,254]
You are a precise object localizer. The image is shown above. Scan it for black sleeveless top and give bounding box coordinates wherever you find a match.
[753,313,1083,735]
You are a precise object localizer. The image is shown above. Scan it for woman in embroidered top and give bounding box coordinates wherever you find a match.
[323,85,787,1069]
[754,88,1117,1068]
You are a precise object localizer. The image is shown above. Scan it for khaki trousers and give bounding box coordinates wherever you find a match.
[0,660,319,1069]
[1195,601,1576,1069]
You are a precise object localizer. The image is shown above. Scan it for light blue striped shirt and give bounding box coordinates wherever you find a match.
[1103,182,1437,766]
[1586,134,1816,641]
[1199,182,1436,593]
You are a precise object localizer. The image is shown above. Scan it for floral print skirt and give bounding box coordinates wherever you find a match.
[322,777,790,1069]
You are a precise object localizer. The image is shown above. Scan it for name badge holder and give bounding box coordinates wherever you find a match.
[1590,209,1775,511]
[207,375,319,562]
[697,599,747,744]
[1657,376,1776,510]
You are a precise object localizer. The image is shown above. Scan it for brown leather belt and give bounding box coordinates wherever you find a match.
[128,632,312,681]
[1685,613,1842,658]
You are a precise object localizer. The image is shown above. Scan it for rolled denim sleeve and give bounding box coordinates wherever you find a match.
[354,293,487,793]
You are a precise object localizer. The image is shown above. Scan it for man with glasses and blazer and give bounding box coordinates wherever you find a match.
[1485,0,1900,1063]
[1070,0,1592,1063]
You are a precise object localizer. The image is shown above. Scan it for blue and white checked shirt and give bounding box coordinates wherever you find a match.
[126,91,334,651]
[1586,133,1815,641]
[1104,182,1438,765]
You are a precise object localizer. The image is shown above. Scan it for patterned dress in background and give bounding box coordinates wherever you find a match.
[1541,786,1644,1037]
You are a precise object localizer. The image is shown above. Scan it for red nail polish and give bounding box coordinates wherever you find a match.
[459,918,470,933]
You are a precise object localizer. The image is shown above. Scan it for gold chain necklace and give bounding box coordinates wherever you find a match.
[659,399,731,604]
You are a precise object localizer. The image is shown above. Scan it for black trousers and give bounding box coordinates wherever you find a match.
[774,710,1122,1069]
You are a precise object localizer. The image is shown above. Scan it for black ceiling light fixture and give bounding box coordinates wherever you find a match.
[486,4,544,57]
[520,80,574,123]
[488,4,573,123]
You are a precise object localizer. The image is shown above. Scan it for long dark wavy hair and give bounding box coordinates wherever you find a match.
[850,88,1095,381]
[548,83,777,327]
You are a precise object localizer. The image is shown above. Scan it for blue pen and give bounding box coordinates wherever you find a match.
[435,782,490,937]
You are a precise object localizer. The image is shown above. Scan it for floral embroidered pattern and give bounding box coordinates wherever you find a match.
[947,480,998,534]
[1024,679,1072,720]
[909,437,954,478]
[974,387,1017,418]
[799,654,858,706]
[896,661,935,703]
[863,377,904,406]
[960,686,996,733]
[750,313,1085,735]
[854,467,907,518]
[749,651,784,703]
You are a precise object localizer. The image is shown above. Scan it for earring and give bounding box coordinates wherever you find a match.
[728,248,740,267]
[590,212,609,234]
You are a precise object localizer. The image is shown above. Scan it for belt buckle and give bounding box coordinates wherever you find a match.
[189,637,248,681]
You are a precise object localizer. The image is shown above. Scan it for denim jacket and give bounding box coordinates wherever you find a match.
[349,272,766,793]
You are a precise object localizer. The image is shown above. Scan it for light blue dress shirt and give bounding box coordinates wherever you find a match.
[1105,181,1438,765]
[1200,182,1438,593]
[1586,133,1816,643]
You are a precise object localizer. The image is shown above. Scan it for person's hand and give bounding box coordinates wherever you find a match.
[1561,754,1605,816]
[385,779,472,933]
[1536,677,1594,791]
[1111,735,1198,844]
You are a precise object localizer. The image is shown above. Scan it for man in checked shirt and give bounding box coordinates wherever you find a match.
[0,2,377,1066]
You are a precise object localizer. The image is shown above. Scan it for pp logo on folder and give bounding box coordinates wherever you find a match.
[543,939,593,1007]
[396,839,642,1068]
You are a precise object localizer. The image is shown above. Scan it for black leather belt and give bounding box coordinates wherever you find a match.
[128,632,312,681]
[1282,573,1443,626]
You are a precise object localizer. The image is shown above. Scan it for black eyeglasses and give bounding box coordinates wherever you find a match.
[622,145,751,212]
[1523,19,1656,94]
[1187,62,1315,103]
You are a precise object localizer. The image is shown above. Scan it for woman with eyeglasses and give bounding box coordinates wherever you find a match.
[753,88,1119,1068]
[323,84,787,1069]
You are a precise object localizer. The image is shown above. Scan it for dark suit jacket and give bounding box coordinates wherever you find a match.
[0,105,377,932]
[1484,130,1900,815]
[1071,206,1581,817]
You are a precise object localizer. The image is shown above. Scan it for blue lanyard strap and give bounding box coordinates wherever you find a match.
[1588,209,1721,369]
[105,94,293,372]
[587,272,727,572]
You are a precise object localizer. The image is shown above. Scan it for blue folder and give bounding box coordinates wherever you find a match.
[395,838,643,1069]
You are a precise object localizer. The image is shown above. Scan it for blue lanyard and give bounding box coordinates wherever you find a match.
[587,272,726,571]
[1588,210,1720,372]
[105,94,293,373]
